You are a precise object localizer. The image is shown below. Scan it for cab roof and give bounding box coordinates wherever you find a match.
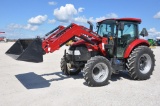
[98,18,141,23]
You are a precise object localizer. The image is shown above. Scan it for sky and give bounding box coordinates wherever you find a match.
[0,0,160,39]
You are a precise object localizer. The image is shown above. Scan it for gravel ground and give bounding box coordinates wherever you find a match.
[0,42,160,106]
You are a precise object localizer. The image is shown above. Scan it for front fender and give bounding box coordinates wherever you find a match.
[123,39,149,58]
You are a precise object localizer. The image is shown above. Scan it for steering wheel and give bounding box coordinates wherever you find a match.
[103,31,115,38]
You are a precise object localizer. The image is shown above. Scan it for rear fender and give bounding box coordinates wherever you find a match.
[123,39,149,58]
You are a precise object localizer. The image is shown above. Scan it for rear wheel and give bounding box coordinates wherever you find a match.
[60,57,81,75]
[126,46,155,80]
[83,56,111,87]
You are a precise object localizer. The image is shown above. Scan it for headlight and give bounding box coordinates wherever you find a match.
[68,50,81,55]
[68,50,73,55]
[74,50,81,55]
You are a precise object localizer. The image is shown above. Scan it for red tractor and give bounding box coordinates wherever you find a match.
[0,32,7,42]
[6,18,155,87]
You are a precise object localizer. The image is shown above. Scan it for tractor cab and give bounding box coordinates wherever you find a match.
[97,18,148,58]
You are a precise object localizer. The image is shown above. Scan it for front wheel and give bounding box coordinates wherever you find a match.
[126,46,155,80]
[60,57,81,75]
[83,56,112,87]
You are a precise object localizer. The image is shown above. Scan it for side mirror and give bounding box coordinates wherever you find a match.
[118,22,124,31]
[87,21,93,31]
[140,28,148,37]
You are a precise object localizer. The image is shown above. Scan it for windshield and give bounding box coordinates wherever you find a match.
[97,20,116,37]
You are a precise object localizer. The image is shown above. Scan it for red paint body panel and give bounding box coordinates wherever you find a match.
[72,38,100,46]
[98,18,141,23]
[72,38,106,54]
[123,39,149,58]
[116,18,141,22]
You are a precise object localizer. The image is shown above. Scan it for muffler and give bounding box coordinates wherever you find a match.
[5,38,44,62]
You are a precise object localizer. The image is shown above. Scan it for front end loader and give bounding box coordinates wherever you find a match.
[6,18,155,87]
[6,26,65,62]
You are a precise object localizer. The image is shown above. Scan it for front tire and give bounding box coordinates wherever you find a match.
[60,57,81,75]
[126,46,155,80]
[83,56,111,87]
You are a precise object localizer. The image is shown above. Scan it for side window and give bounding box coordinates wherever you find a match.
[118,22,136,39]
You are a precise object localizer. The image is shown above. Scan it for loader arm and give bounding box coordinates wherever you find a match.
[43,23,102,53]
[42,26,65,53]
[43,26,65,40]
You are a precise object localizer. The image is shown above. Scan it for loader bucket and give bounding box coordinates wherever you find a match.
[5,38,44,62]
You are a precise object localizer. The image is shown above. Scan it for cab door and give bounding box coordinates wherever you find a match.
[116,22,138,58]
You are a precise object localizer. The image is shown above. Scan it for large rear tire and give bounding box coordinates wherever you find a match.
[126,46,155,80]
[83,56,111,87]
[60,57,81,75]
